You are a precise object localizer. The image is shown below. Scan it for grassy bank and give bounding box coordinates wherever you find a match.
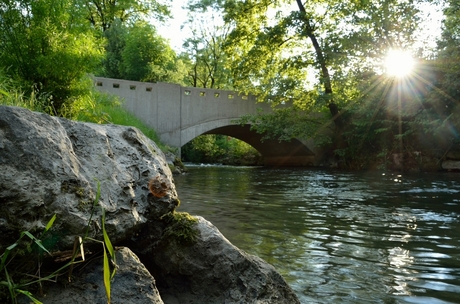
[72,91,172,153]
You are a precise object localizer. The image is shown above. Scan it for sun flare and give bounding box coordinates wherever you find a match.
[385,50,414,78]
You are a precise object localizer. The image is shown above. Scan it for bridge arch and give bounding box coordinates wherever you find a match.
[180,118,240,146]
[184,123,316,166]
[94,77,318,166]
[181,117,315,166]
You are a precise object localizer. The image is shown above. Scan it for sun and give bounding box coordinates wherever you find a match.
[384,49,415,78]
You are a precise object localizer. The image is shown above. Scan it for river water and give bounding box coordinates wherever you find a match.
[173,165,460,304]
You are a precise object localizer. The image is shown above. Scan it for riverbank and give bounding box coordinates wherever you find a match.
[173,131,460,172]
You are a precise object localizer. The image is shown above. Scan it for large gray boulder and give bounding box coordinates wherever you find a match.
[0,105,178,252]
[19,247,164,304]
[149,217,301,304]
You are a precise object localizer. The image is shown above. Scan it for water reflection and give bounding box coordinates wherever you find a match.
[174,166,460,304]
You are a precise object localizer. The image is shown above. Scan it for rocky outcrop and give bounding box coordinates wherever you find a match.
[148,217,301,304]
[0,106,299,303]
[0,105,177,252]
[165,151,187,174]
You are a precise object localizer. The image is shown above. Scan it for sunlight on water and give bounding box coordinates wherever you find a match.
[174,166,460,304]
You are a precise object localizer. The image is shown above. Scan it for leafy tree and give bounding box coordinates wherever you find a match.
[83,0,170,32]
[119,21,175,81]
[100,20,188,83]
[418,0,460,151]
[216,0,420,123]
[101,19,127,79]
[84,0,178,83]
[436,0,460,103]
[192,1,433,162]
[179,5,261,162]
[181,9,233,89]
[0,0,103,113]
[182,135,224,163]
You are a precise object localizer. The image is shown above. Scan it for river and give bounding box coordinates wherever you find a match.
[173,165,460,304]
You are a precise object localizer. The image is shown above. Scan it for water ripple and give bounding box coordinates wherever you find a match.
[175,167,460,304]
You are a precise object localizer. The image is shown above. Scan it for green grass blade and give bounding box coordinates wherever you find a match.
[101,208,114,259]
[16,289,43,304]
[22,231,51,254]
[19,260,77,288]
[5,243,19,251]
[84,180,101,239]
[103,247,111,304]
[94,180,101,206]
[101,208,116,279]
[0,89,9,97]
[4,267,16,301]
[0,243,17,271]
[44,214,57,233]
[21,232,51,255]
[22,231,35,240]
[34,240,51,255]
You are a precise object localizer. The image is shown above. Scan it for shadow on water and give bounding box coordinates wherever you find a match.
[174,165,460,304]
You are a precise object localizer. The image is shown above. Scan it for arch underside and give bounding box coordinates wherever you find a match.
[203,125,315,166]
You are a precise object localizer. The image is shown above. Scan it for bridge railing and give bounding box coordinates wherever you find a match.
[94,77,257,103]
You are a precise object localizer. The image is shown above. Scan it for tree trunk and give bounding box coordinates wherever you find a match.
[295,0,342,128]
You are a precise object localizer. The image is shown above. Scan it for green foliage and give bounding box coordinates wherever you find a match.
[186,0,424,154]
[79,93,171,152]
[102,20,186,84]
[183,135,224,162]
[0,182,116,304]
[0,215,56,304]
[182,134,262,165]
[0,0,104,113]
[0,70,54,114]
[63,77,118,123]
[101,208,116,303]
[239,107,332,144]
[226,137,263,164]
[329,56,460,170]
[180,9,234,89]
[161,212,199,244]
[84,0,171,32]
[101,19,127,79]
[120,21,177,82]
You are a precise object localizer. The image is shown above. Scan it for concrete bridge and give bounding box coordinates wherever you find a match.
[94,77,318,166]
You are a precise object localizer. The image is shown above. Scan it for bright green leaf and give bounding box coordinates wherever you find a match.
[16,289,43,304]
[103,247,111,304]
[44,214,57,233]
